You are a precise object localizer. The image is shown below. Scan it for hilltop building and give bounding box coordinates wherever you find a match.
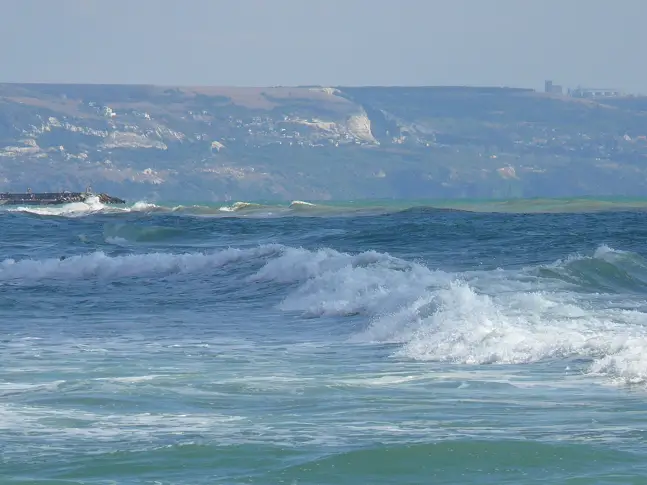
[544,80,563,95]
[569,86,623,98]
[544,80,624,99]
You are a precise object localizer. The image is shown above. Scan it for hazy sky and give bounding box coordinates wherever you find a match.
[1,0,645,92]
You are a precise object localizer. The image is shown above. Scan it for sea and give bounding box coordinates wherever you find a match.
[3,195,647,484]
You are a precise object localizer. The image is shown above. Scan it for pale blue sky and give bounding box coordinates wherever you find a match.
[1,0,644,93]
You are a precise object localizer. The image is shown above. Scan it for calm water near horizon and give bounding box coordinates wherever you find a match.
[2,196,647,484]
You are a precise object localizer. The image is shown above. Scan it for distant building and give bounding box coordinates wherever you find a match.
[545,79,624,99]
[544,80,563,95]
[569,86,623,98]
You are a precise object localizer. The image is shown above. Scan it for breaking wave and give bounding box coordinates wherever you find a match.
[251,244,647,385]
[0,198,469,219]
[3,198,333,218]
[7,196,647,219]
[3,242,647,384]
[5,196,162,217]
[0,245,282,282]
[218,201,264,212]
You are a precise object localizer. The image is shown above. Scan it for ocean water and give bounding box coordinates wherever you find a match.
[3,197,647,484]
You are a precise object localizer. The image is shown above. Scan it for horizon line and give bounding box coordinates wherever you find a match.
[0,80,537,90]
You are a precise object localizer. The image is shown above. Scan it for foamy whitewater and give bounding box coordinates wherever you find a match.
[2,200,647,483]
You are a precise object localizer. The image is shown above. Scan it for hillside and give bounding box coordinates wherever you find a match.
[1,83,647,201]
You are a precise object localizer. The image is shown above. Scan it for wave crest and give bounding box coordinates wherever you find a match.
[250,244,647,385]
[0,245,283,282]
[219,201,264,213]
[4,242,647,384]
[6,196,162,217]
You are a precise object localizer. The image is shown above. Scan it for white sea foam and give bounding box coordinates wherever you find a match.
[251,244,647,385]
[219,201,261,212]
[8,195,107,216]
[129,200,159,212]
[4,242,647,385]
[0,402,245,442]
[289,200,316,208]
[0,244,283,282]
[6,196,161,217]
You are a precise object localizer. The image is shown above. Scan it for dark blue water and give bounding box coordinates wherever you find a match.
[3,201,647,484]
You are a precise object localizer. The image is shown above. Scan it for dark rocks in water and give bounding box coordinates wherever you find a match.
[0,191,126,206]
[95,193,126,204]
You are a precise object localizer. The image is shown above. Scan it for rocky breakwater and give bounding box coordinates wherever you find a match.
[0,191,126,206]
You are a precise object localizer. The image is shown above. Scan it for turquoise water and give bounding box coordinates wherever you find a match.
[3,197,647,483]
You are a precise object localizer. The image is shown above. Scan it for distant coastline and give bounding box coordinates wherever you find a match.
[1,82,647,202]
